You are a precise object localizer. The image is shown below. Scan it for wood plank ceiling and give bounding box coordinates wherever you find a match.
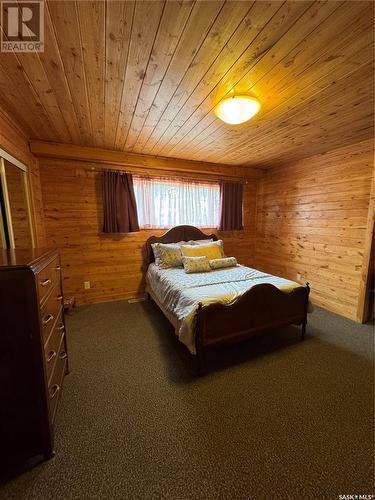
[0,0,373,167]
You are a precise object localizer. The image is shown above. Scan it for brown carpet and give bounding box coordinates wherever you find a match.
[1,300,374,499]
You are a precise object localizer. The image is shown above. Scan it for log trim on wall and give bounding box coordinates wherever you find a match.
[29,141,263,181]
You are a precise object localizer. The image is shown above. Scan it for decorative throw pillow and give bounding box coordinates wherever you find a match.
[182,256,211,274]
[186,239,214,245]
[180,240,224,260]
[151,242,184,268]
[209,257,238,270]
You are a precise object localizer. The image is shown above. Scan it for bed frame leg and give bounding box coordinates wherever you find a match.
[301,282,310,341]
[195,350,203,376]
[195,308,204,376]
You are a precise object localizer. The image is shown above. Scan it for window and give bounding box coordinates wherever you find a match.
[133,175,220,229]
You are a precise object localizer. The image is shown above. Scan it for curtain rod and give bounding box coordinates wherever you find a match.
[82,166,249,184]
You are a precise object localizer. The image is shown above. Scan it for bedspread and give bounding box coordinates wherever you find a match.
[146,263,305,354]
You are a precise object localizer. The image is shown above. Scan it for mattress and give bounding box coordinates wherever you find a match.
[146,263,304,354]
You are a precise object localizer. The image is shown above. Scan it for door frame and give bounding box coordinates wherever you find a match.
[0,151,36,249]
[357,170,375,323]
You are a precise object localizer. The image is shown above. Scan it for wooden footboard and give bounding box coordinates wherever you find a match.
[195,283,310,354]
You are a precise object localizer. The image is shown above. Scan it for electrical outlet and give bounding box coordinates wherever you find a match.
[84,281,91,289]
[296,273,302,281]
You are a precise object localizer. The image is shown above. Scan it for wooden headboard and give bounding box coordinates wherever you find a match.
[145,225,217,264]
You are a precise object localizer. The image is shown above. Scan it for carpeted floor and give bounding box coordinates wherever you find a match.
[1,300,374,499]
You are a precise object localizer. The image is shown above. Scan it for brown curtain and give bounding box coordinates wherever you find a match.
[218,181,243,231]
[102,171,139,233]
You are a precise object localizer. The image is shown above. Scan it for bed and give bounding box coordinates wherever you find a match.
[145,225,310,373]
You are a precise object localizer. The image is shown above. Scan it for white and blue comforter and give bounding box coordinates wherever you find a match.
[146,263,304,354]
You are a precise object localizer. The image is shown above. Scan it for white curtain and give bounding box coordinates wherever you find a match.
[133,175,220,229]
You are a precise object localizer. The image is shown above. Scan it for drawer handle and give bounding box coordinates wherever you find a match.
[57,295,63,301]
[50,384,60,399]
[40,278,51,287]
[59,351,67,360]
[42,314,54,325]
[58,323,64,331]
[55,266,61,271]
[47,350,56,363]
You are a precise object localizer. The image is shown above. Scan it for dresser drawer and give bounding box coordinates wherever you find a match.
[48,334,67,424]
[44,311,65,384]
[37,256,61,304]
[40,285,63,343]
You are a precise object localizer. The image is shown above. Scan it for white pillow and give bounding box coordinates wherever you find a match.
[186,239,214,245]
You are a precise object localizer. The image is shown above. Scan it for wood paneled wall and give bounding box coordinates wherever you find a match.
[36,138,373,320]
[255,139,374,322]
[0,110,46,246]
[39,157,258,305]
[28,162,46,247]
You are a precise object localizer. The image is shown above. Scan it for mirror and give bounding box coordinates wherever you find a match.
[0,157,35,249]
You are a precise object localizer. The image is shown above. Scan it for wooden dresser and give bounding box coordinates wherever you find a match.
[0,248,68,473]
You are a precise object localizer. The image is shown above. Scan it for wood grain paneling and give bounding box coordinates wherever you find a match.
[255,139,374,321]
[0,1,372,167]
[38,157,257,305]
[28,160,46,247]
[0,110,46,246]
